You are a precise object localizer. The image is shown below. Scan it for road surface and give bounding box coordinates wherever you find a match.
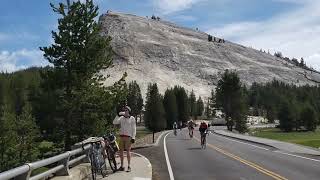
[165,129,320,180]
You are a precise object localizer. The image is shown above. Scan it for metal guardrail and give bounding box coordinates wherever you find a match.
[0,144,91,180]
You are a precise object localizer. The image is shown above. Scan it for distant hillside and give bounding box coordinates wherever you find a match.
[98,11,320,98]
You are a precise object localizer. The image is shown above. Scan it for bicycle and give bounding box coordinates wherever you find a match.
[200,131,208,149]
[82,137,108,180]
[102,133,119,173]
[188,127,194,138]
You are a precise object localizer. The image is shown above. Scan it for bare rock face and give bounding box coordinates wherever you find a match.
[99,11,320,99]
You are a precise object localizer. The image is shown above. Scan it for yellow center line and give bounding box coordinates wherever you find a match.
[193,136,288,180]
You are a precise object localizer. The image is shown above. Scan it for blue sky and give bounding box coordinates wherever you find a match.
[1,0,320,72]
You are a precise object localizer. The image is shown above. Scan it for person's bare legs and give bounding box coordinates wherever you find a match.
[119,149,124,167]
[119,137,124,169]
[127,139,132,171]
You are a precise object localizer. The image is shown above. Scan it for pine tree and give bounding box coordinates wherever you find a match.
[301,104,317,131]
[196,96,204,119]
[189,90,197,119]
[144,83,166,131]
[234,90,248,133]
[205,98,210,119]
[173,86,190,123]
[163,89,178,129]
[40,0,116,150]
[299,58,305,67]
[16,103,40,163]
[278,100,294,132]
[209,89,216,117]
[216,70,248,132]
[127,81,143,120]
[0,105,18,171]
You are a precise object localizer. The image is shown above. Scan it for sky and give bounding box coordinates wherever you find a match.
[1,0,320,72]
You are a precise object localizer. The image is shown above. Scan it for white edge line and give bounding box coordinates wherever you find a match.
[131,152,153,168]
[275,151,320,163]
[215,133,269,151]
[164,131,175,180]
[155,130,169,146]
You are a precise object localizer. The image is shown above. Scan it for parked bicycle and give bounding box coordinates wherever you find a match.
[80,137,108,180]
[102,133,119,173]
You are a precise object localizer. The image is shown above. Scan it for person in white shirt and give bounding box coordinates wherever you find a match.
[113,106,136,172]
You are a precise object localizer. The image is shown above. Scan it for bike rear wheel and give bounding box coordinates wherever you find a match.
[97,153,107,178]
[107,148,117,172]
[89,153,97,180]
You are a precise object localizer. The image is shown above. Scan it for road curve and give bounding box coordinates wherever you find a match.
[165,129,320,180]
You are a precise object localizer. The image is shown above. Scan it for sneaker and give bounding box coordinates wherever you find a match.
[118,167,125,171]
[127,166,131,172]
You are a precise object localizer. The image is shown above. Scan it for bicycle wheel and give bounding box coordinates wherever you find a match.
[201,138,204,148]
[100,160,108,177]
[203,136,207,149]
[89,153,97,180]
[96,152,107,177]
[107,148,117,172]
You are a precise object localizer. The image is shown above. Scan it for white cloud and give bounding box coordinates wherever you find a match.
[174,15,197,22]
[153,0,205,14]
[306,53,320,70]
[0,49,49,73]
[206,1,320,70]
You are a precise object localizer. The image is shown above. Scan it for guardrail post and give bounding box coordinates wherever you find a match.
[15,163,32,180]
[55,151,71,176]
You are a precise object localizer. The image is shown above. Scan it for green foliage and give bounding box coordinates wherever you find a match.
[173,86,190,123]
[274,51,283,58]
[216,70,248,132]
[189,90,197,119]
[163,89,178,129]
[38,141,55,159]
[127,81,143,119]
[0,0,130,171]
[16,103,40,163]
[144,83,166,131]
[248,79,320,132]
[278,100,295,132]
[205,89,216,119]
[0,105,18,171]
[40,0,121,150]
[301,104,318,131]
[196,96,204,119]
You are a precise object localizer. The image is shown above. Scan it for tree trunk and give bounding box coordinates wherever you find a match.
[65,59,72,151]
[64,103,72,151]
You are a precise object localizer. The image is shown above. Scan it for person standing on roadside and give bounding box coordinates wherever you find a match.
[113,106,136,172]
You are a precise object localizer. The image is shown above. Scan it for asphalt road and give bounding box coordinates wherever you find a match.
[165,129,320,180]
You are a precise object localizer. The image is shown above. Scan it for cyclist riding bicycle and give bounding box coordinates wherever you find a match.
[173,122,178,135]
[173,122,178,129]
[199,122,208,146]
[188,120,194,137]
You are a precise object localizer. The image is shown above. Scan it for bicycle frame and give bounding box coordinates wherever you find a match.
[87,139,107,180]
